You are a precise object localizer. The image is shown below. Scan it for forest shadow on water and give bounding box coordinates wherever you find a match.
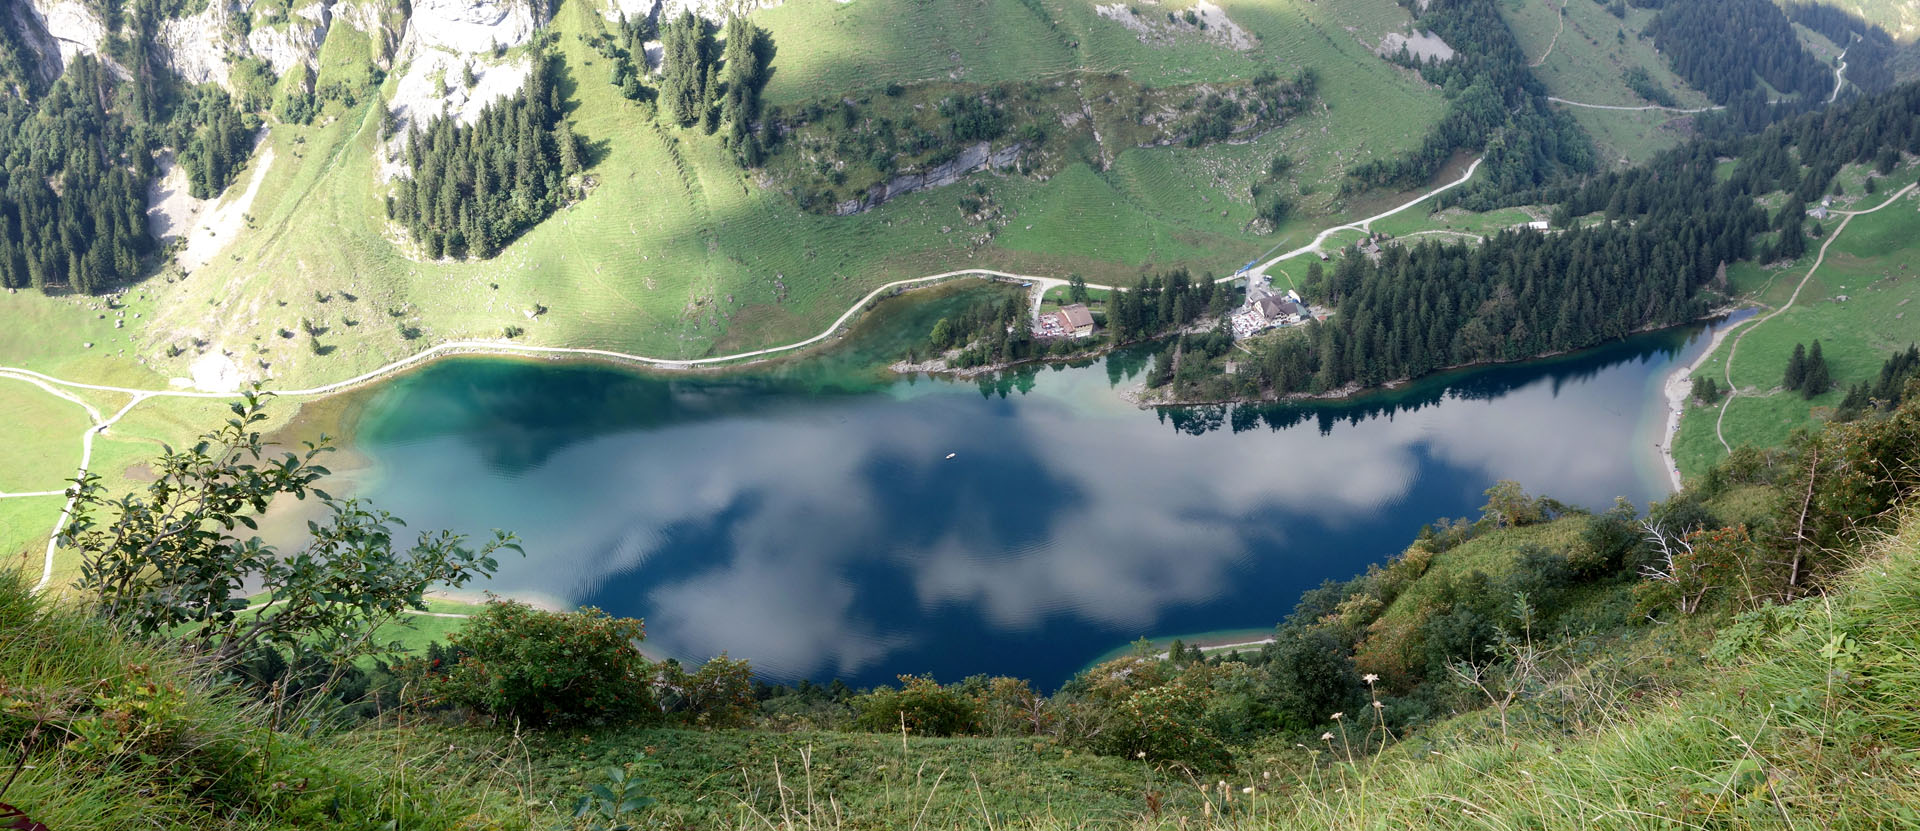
[278,282,1740,689]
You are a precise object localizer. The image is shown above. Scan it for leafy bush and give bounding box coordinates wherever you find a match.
[656,655,756,728]
[439,600,658,726]
[66,391,513,671]
[1059,656,1233,769]
[852,675,980,737]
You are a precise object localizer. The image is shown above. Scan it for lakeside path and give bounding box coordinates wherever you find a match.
[1707,181,1919,458]
[1249,157,1484,278]
[3,158,1487,594]
[1658,314,1752,491]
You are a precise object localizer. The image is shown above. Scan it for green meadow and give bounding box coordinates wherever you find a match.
[1673,167,1920,479]
[123,0,1444,395]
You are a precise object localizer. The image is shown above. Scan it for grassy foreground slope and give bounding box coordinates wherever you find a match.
[12,456,1920,829]
[129,0,1445,389]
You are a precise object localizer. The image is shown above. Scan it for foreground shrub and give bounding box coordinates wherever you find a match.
[853,674,980,736]
[439,600,657,726]
[657,655,756,728]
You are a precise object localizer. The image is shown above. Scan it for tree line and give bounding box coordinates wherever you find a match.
[1645,0,1833,104]
[1347,0,1593,207]
[652,11,775,168]
[0,0,257,295]
[0,58,154,294]
[388,49,582,260]
[1105,268,1235,343]
[1837,345,1920,422]
[1250,79,1920,398]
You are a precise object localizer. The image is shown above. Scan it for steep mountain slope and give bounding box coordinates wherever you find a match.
[118,0,1452,387]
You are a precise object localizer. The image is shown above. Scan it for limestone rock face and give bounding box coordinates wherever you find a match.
[160,1,339,88]
[602,0,786,24]
[5,1,63,86]
[408,0,542,54]
[23,0,111,73]
[246,3,335,75]
[381,0,548,178]
[158,2,236,86]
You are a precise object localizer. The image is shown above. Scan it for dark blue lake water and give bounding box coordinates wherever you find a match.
[316,292,1736,690]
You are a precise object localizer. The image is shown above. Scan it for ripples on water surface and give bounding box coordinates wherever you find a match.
[306,288,1741,688]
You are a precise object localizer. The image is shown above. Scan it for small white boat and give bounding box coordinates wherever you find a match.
[945,452,957,459]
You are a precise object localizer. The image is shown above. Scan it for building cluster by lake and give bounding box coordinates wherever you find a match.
[1035,303,1096,339]
[1231,270,1313,339]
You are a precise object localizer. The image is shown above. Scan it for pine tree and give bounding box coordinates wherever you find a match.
[1802,340,1829,399]
[556,120,581,178]
[659,12,709,127]
[1784,343,1807,391]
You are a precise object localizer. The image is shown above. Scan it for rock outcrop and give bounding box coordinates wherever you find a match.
[601,0,785,24]
[5,0,63,87]
[160,1,341,88]
[382,0,548,177]
[408,0,541,54]
[22,0,122,76]
[247,3,334,75]
[158,1,236,86]
[834,142,1022,216]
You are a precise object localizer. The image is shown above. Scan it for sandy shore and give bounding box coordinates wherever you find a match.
[1658,314,1751,491]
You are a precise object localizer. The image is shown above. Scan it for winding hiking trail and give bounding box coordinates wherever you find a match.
[1829,37,1854,105]
[1249,157,1485,276]
[3,158,1486,594]
[1709,182,1918,455]
[1529,0,1566,68]
[1546,97,1724,113]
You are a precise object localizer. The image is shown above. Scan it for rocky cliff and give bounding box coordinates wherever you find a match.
[834,142,1023,216]
[602,0,786,24]
[381,0,551,177]
[20,0,121,78]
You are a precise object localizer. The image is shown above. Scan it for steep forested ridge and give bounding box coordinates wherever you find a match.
[0,58,153,293]
[0,0,255,294]
[1647,0,1834,104]
[1256,82,1920,397]
[1786,1,1897,96]
[1347,0,1593,205]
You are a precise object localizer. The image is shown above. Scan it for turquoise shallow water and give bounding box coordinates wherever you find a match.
[317,290,1739,689]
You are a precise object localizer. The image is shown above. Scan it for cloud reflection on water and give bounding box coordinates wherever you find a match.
[351,328,1707,683]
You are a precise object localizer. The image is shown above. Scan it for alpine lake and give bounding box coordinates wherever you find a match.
[273,280,1742,689]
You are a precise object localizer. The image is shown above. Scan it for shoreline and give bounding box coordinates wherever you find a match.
[1658,310,1754,491]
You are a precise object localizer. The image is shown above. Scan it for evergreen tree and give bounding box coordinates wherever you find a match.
[1802,340,1830,399]
[1785,343,1808,392]
[388,50,573,260]
[659,12,711,127]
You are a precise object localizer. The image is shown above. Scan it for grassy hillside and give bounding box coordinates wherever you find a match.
[0,569,525,830]
[115,0,1444,392]
[1673,160,1920,479]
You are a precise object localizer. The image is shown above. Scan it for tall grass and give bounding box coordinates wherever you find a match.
[0,568,539,830]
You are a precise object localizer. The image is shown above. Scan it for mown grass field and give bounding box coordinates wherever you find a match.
[1673,165,1920,479]
[0,376,87,494]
